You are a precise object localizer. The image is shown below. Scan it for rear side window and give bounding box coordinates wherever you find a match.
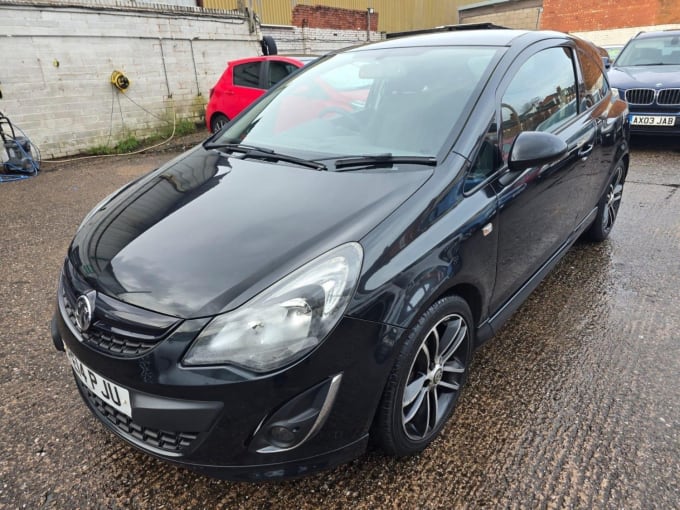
[577,47,609,108]
[267,61,299,88]
[501,47,578,161]
[233,62,262,88]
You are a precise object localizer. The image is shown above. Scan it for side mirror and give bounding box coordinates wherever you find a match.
[602,56,611,69]
[508,131,568,172]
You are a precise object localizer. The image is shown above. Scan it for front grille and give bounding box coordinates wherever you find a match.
[625,88,656,105]
[657,88,680,106]
[59,263,179,358]
[61,287,160,356]
[79,380,199,453]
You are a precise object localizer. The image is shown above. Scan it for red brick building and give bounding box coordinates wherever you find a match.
[292,4,378,31]
[540,0,680,32]
[459,0,680,34]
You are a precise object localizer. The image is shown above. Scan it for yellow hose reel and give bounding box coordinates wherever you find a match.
[111,70,130,92]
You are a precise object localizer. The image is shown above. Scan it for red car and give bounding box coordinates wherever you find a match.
[206,56,311,132]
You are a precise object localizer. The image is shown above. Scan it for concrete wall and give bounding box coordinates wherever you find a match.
[459,0,543,30]
[0,0,258,158]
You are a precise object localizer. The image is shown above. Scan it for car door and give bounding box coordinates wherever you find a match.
[228,60,266,118]
[573,42,618,223]
[488,43,597,314]
[264,60,301,89]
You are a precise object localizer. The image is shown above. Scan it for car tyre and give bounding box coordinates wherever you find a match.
[261,35,278,56]
[586,161,625,242]
[373,295,473,456]
[210,113,229,133]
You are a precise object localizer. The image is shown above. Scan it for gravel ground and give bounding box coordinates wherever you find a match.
[0,133,678,509]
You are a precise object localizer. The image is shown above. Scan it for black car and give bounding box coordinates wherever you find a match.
[52,29,629,480]
[608,30,680,135]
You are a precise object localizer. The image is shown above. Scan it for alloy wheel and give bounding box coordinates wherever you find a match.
[401,313,468,441]
[602,165,624,232]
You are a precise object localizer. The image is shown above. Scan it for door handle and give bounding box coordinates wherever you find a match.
[578,143,594,159]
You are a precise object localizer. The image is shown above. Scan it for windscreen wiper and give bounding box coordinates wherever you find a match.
[204,142,327,171]
[332,154,438,171]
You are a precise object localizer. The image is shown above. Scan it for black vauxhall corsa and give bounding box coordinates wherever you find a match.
[52,29,630,480]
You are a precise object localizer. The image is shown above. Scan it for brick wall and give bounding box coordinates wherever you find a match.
[0,0,258,158]
[459,0,543,30]
[541,0,680,32]
[292,4,378,32]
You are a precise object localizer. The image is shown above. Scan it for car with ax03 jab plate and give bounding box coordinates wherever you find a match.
[52,29,630,481]
[607,30,680,135]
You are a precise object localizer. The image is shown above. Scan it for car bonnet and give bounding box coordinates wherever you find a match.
[609,65,680,89]
[69,145,433,318]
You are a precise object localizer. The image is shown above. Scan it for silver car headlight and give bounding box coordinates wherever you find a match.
[183,242,363,372]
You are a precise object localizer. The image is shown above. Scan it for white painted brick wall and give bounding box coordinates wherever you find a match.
[0,1,387,158]
[263,25,384,56]
[0,2,259,158]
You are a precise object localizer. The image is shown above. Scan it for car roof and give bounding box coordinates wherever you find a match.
[634,30,680,40]
[347,29,569,51]
[228,55,304,66]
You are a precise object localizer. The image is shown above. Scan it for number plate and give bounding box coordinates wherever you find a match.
[65,347,132,417]
[630,115,676,126]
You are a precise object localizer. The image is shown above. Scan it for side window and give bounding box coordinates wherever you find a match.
[501,47,578,162]
[267,61,298,88]
[233,62,262,89]
[577,47,609,108]
[465,117,499,192]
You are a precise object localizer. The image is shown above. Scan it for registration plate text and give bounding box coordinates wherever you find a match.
[630,115,676,126]
[65,347,132,417]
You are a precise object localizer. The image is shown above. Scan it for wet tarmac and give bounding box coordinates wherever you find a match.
[0,134,678,509]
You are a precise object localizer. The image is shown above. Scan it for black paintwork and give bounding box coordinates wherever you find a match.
[70,148,432,318]
[54,29,630,480]
[608,66,680,90]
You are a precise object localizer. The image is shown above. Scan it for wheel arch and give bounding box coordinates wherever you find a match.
[209,112,229,133]
[621,152,630,177]
[436,282,483,330]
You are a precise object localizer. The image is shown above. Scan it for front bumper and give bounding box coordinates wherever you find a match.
[53,279,403,480]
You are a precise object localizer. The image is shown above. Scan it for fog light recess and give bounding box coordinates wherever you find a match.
[250,374,342,453]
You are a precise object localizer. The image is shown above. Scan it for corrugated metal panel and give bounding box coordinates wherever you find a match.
[251,0,293,25]
[204,0,239,11]
[202,0,478,33]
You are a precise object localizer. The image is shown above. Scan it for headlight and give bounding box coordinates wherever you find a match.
[183,242,363,372]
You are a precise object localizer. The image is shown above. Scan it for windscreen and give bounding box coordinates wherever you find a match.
[615,35,680,66]
[213,46,501,162]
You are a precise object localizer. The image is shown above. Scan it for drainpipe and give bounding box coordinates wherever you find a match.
[367,7,374,42]
[535,7,543,29]
[302,18,308,55]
